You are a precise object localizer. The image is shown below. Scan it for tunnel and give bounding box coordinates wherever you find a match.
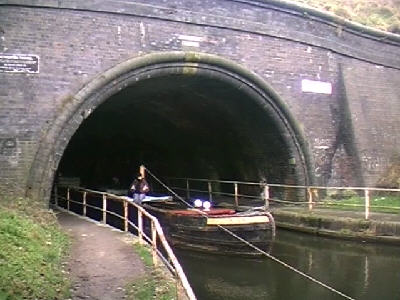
[27,52,310,201]
[57,76,302,193]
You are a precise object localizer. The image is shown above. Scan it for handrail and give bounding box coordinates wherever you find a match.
[167,177,400,192]
[54,186,196,300]
[166,177,400,220]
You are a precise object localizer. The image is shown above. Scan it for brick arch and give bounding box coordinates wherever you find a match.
[26,51,313,202]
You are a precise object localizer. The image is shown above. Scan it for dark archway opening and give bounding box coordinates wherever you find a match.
[57,73,294,192]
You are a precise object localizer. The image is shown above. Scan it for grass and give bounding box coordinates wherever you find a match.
[126,242,178,300]
[292,0,400,33]
[133,243,154,268]
[0,197,70,300]
[320,195,400,213]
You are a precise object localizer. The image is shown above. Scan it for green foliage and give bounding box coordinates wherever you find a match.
[127,271,177,300]
[342,189,359,198]
[133,243,154,268]
[0,197,70,299]
[127,242,177,300]
[294,0,400,32]
[321,195,400,213]
[377,155,400,188]
[388,22,400,34]
[334,7,352,19]
[326,189,359,199]
[0,196,58,227]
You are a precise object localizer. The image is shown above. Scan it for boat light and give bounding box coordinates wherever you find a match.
[194,199,203,208]
[203,201,211,211]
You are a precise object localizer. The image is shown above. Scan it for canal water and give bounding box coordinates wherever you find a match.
[175,229,400,300]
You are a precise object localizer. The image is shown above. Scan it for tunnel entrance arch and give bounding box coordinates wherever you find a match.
[27,51,313,202]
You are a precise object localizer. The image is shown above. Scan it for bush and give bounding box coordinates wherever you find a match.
[326,189,357,200]
[334,7,352,19]
[388,22,400,34]
[295,0,400,32]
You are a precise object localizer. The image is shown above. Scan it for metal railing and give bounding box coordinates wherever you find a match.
[163,177,271,209]
[165,177,400,220]
[53,185,196,300]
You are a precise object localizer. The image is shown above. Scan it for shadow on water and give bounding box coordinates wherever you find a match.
[175,229,400,300]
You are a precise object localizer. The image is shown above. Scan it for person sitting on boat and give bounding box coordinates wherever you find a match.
[129,173,150,204]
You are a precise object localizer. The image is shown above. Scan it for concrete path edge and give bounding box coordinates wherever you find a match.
[272,209,400,245]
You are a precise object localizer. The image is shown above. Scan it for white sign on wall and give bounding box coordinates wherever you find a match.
[0,54,39,73]
[301,79,332,94]
[178,35,204,48]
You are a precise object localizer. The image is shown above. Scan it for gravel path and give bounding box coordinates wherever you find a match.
[57,211,145,300]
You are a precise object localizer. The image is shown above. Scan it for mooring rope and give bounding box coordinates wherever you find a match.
[145,168,194,208]
[144,167,356,300]
[216,226,356,300]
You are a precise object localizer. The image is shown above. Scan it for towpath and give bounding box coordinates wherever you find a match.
[272,205,400,244]
[57,211,145,300]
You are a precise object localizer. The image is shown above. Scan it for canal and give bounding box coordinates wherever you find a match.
[175,229,400,300]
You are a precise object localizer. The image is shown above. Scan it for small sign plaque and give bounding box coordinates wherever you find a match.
[301,79,332,94]
[0,54,39,74]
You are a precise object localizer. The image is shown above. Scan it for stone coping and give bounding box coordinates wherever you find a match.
[1,0,400,69]
[272,207,400,245]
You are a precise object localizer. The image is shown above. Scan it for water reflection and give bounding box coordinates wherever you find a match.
[175,229,400,300]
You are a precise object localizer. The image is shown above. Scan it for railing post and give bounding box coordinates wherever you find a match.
[186,179,190,200]
[67,188,70,211]
[307,187,313,211]
[365,189,370,220]
[263,184,270,209]
[83,192,87,216]
[153,222,197,300]
[102,194,107,224]
[234,183,239,207]
[151,220,158,267]
[123,201,128,232]
[138,209,143,244]
[208,181,213,202]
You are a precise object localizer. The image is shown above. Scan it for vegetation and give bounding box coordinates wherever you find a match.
[0,197,70,299]
[376,155,400,188]
[321,195,400,213]
[126,242,178,300]
[292,0,400,33]
[319,156,400,213]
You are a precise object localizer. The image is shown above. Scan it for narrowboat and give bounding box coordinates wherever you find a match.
[139,196,276,256]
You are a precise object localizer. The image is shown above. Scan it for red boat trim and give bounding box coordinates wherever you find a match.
[168,208,235,216]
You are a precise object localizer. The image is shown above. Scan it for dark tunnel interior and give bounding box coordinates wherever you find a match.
[57,73,295,192]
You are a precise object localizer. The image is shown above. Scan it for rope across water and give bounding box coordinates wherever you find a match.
[144,167,356,300]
